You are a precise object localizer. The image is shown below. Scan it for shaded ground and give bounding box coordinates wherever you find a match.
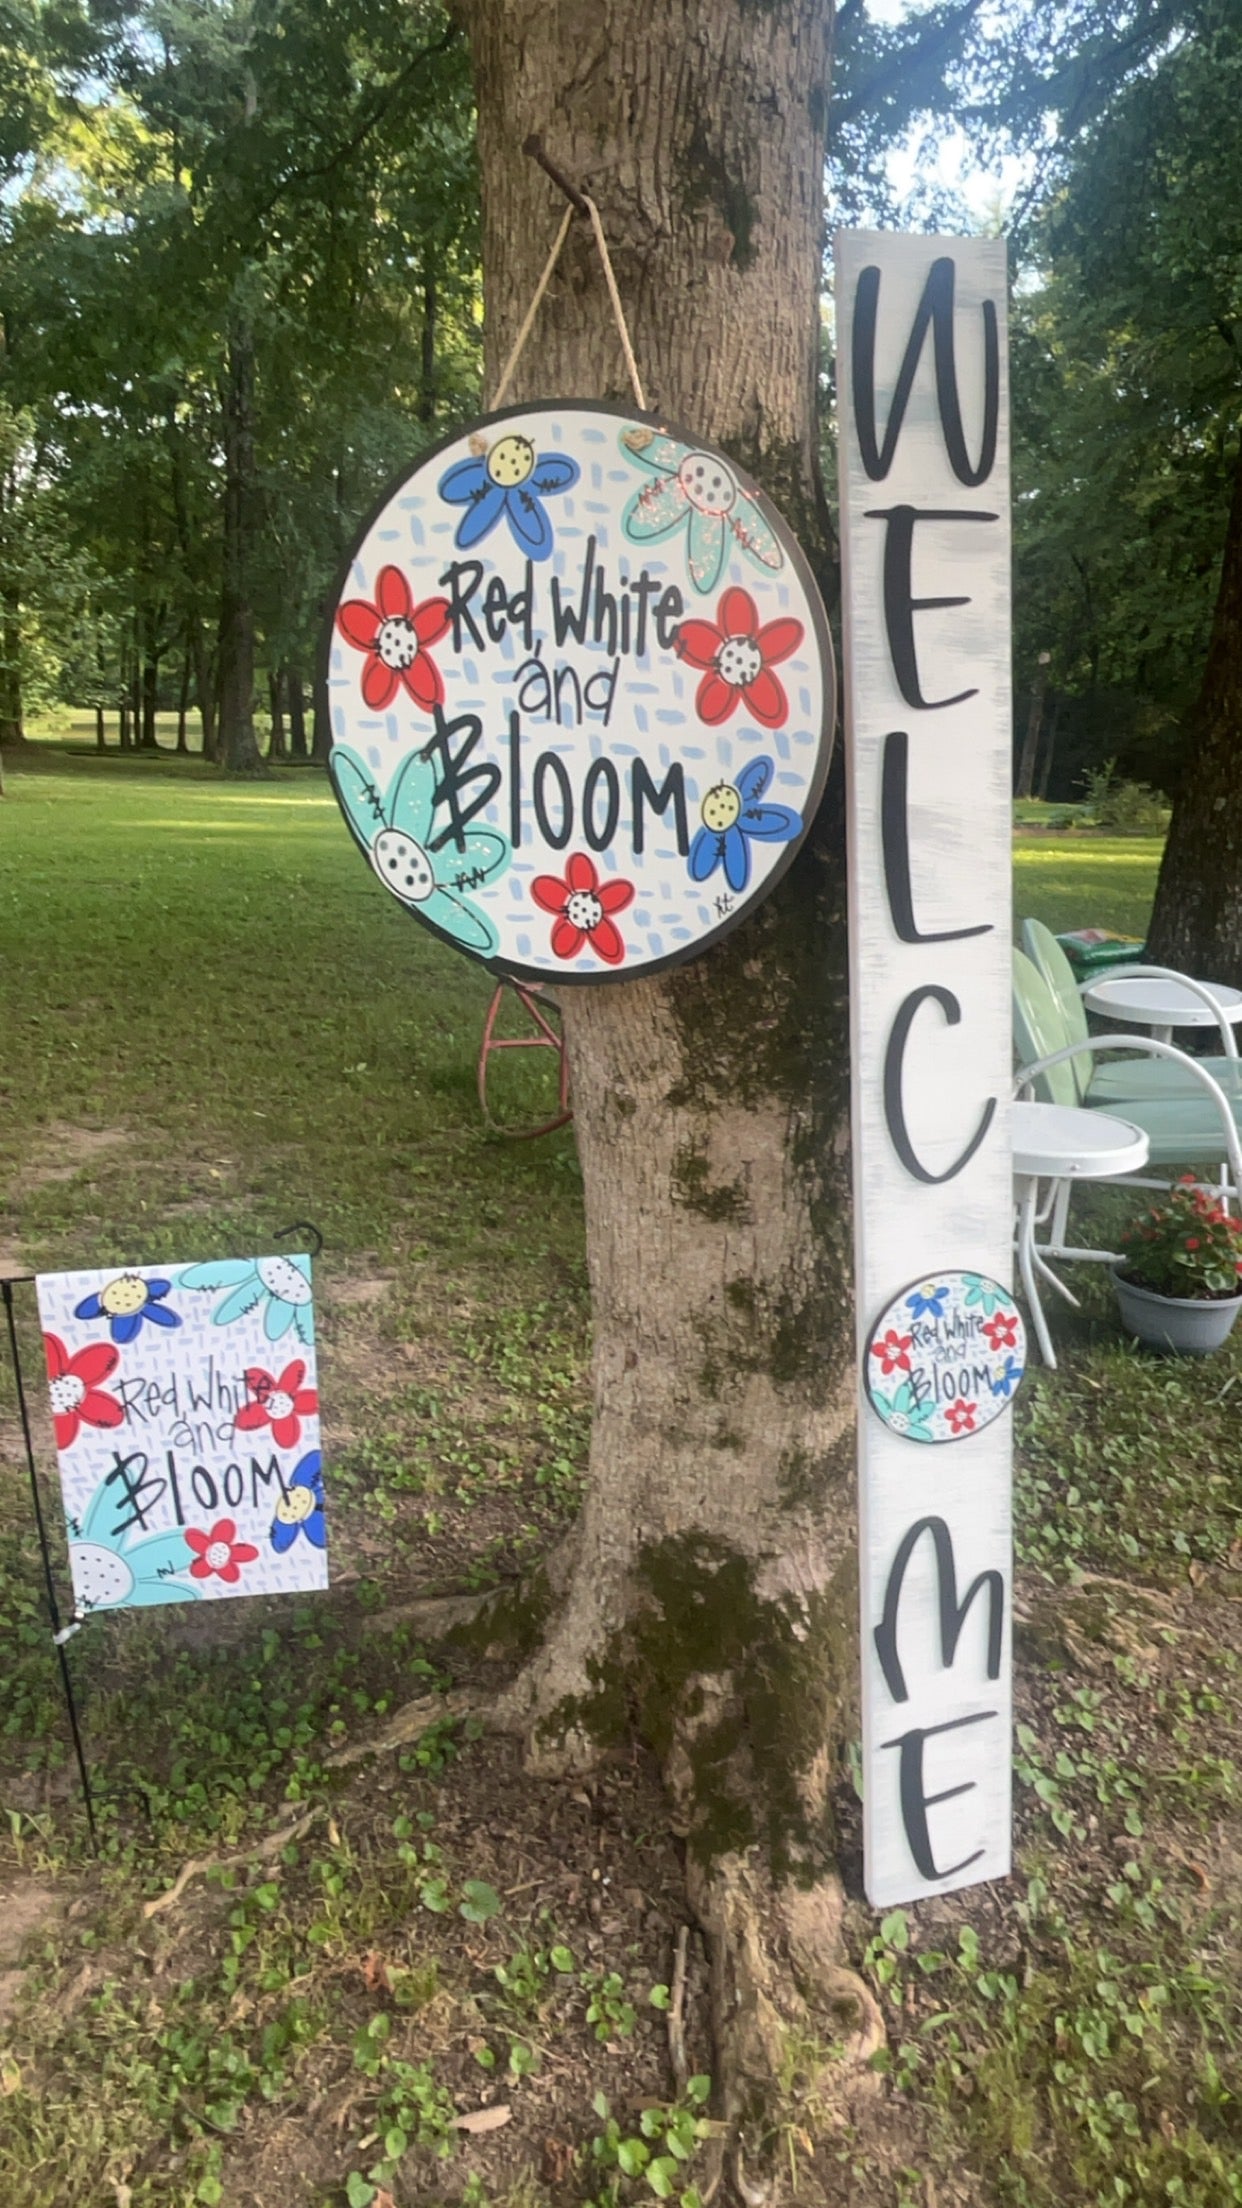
[1,754,1238,2208]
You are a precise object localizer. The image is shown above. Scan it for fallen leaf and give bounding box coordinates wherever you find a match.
[1,2056,20,2097]
[452,2104,512,2134]
[541,2137,575,2185]
[361,1951,392,1994]
[1188,1559,1208,1587]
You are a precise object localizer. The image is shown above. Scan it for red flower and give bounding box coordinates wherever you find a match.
[945,1400,977,1435]
[673,586,803,728]
[185,1519,259,1584]
[981,1312,1019,1351]
[871,1328,913,1377]
[44,1332,124,1449]
[233,1360,318,1450]
[531,852,635,966]
[336,566,450,713]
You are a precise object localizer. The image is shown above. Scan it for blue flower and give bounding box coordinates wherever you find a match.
[687,757,801,894]
[67,1476,199,1613]
[438,433,578,559]
[270,1451,326,1554]
[329,745,509,959]
[179,1253,315,1346]
[906,1282,950,1321]
[74,1273,181,1345]
[989,1355,1024,1400]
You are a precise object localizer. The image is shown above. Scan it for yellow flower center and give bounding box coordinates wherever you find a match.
[274,1485,315,1526]
[701,783,741,833]
[486,435,535,488]
[99,1273,149,1317]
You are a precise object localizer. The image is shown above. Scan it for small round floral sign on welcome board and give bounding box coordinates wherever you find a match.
[319,402,835,983]
[864,1272,1028,1445]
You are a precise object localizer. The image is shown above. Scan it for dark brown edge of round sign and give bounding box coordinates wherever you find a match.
[861,1270,1027,1444]
[315,398,837,986]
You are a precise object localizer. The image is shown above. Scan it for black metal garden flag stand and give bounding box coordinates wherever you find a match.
[1,1275,100,1852]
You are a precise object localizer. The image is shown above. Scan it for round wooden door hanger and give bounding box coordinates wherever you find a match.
[864,1272,1028,1444]
[320,402,835,983]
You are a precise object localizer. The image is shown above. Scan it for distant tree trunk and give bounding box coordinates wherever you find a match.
[287,669,308,758]
[176,647,190,753]
[1147,444,1242,981]
[95,706,106,749]
[1036,693,1060,800]
[311,679,331,764]
[140,620,159,749]
[1015,651,1050,799]
[216,311,265,775]
[420,249,438,424]
[458,0,877,2163]
[0,585,22,747]
[130,641,142,749]
[268,668,286,759]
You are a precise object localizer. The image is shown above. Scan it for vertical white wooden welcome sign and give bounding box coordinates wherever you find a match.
[835,233,1014,1906]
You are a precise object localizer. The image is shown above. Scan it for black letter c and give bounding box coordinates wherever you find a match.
[883,986,996,1185]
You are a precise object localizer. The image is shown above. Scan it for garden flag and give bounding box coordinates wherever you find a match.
[36,1254,328,1617]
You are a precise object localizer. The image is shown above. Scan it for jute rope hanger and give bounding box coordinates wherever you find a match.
[489,145,649,413]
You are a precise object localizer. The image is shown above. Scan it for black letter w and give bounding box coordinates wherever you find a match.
[852,256,998,487]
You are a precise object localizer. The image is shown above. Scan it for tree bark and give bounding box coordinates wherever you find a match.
[459,0,876,2166]
[1014,652,1049,799]
[1147,444,1242,980]
[217,310,265,775]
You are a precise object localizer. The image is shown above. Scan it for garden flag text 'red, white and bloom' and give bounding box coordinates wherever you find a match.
[36,1254,328,1617]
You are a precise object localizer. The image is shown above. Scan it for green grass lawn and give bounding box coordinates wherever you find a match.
[0,753,1238,2208]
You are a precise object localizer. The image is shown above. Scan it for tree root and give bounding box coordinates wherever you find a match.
[688,1851,885,2192]
[142,1806,324,1919]
[324,1688,484,1768]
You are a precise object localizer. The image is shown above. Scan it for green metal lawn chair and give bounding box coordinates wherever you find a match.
[1013,948,1242,1196]
[1021,917,1242,1105]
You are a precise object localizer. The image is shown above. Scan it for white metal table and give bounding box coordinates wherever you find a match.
[1013,1099,1150,1368]
[1082,973,1242,1049]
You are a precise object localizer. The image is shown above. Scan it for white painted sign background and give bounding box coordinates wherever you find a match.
[835,233,1013,1907]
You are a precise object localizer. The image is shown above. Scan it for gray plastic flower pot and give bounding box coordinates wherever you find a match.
[1111,1268,1242,1356]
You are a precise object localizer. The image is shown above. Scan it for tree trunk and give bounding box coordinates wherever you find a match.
[287,668,308,758]
[217,310,265,775]
[460,0,877,2166]
[176,647,190,753]
[0,584,22,747]
[95,705,106,751]
[1147,444,1242,980]
[1036,693,1060,800]
[268,668,286,759]
[311,680,331,763]
[420,249,438,425]
[1014,652,1049,799]
[140,620,159,749]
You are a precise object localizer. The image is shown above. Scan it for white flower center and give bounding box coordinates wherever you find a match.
[205,1540,232,1570]
[376,616,419,671]
[717,637,762,688]
[566,889,603,934]
[265,1390,295,1420]
[71,1542,135,1609]
[257,1255,313,1306]
[372,828,435,905]
[50,1373,87,1415]
[677,451,737,515]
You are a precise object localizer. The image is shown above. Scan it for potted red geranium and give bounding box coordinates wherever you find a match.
[1113,1179,1242,1355]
